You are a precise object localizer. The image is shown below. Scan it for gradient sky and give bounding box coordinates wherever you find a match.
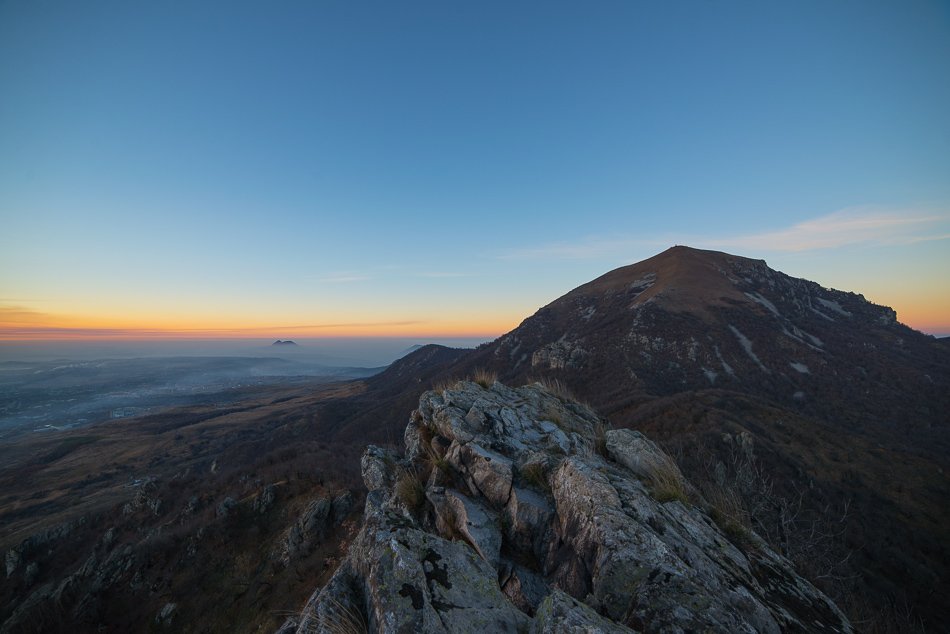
[1,0,949,341]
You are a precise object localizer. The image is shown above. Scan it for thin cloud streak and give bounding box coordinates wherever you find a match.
[703,208,949,252]
[415,272,472,278]
[317,275,371,283]
[0,321,425,339]
[0,305,52,323]
[495,208,950,260]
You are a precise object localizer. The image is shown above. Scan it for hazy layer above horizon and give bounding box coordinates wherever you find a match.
[0,337,489,367]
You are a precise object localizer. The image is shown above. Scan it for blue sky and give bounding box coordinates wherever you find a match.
[1,0,949,338]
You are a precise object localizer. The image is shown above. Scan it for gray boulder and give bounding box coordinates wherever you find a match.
[287,380,851,633]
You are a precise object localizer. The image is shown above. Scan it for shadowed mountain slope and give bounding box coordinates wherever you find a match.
[464,246,948,445]
[354,246,950,629]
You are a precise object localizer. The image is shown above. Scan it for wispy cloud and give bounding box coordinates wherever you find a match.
[316,274,371,284]
[414,272,472,278]
[702,208,950,252]
[0,305,57,325]
[495,207,950,260]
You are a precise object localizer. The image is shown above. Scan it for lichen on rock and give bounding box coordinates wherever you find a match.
[287,380,851,633]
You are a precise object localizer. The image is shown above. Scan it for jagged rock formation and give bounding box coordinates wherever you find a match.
[279,492,355,565]
[285,380,851,633]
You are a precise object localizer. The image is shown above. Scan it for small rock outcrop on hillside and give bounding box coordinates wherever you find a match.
[284,380,851,633]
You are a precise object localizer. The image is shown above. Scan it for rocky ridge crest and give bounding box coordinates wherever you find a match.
[284,380,851,633]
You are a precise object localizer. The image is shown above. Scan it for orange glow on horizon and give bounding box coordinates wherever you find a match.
[1,297,947,342]
[2,316,947,341]
[0,314,519,341]
[0,301,526,341]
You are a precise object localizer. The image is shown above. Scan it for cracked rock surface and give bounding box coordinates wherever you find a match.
[285,380,851,633]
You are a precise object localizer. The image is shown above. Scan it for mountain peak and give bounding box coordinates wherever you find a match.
[566,245,767,316]
[469,245,936,421]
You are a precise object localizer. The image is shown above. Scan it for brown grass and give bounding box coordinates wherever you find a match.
[704,484,748,528]
[648,455,689,504]
[395,467,426,512]
[432,378,460,393]
[520,462,550,492]
[592,419,609,457]
[307,597,367,634]
[704,484,754,547]
[470,368,497,389]
[420,438,451,480]
[531,376,576,401]
[435,501,463,542]
[543,404,570,431]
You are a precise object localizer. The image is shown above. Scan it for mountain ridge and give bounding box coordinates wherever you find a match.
[366,245,949,627]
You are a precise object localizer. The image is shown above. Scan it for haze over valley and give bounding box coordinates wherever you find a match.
[0,339,486,437]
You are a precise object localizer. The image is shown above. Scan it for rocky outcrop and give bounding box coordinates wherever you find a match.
[287,380,851,633]
[280,492,356,565]
[4,516,87,579]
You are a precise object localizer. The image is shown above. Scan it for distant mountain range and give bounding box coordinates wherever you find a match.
[272,340,298,346]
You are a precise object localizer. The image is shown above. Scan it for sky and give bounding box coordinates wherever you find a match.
[1,0,949,342]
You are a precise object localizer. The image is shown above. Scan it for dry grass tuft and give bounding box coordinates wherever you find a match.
[520,462,550,492]
[432,377,460,393]
[648,455,690,504]
[421,439,451,479]
[435,500,463,542]
[531,376,576,401]
[395,467,426,512]
[543,404,569,431]
[703,483,753,547]
[308,597,367,634]
[592,419,610,457]
[471,368,497,389]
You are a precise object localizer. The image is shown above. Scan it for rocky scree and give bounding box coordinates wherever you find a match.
[284,380,851,633]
